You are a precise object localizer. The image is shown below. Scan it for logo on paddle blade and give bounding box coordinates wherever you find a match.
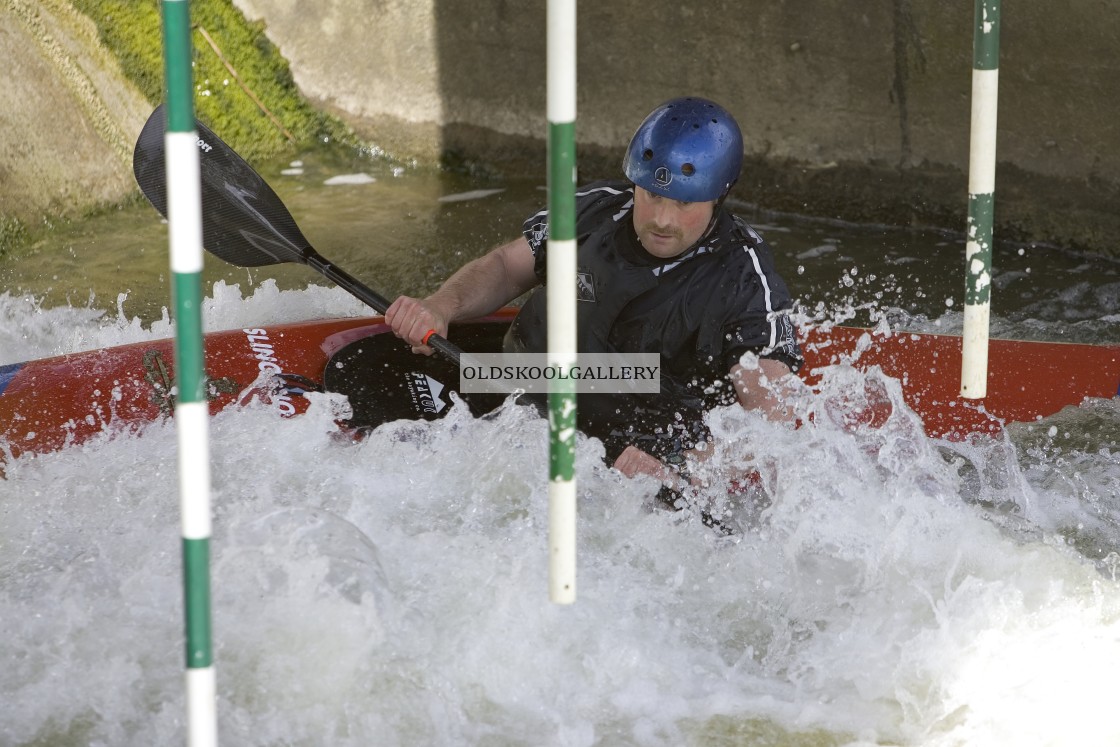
[576,270,596,302]
[407,371,448,415]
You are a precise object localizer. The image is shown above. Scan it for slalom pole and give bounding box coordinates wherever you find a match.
[546,0,577,604]
[961,0,1000,399]
[161,1,217,744]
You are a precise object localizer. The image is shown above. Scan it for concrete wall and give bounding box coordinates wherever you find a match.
[1,0,150,222]
[228,0,1120,255]
[4,0,1118,256]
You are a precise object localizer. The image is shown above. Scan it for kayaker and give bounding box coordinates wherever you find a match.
[386,96,803,486]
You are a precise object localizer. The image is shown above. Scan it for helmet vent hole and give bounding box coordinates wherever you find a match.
[642,149,654,161]
[681,163,695,176]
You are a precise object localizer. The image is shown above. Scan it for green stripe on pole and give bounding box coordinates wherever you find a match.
[548,384,577,480]
[973,0,1000,71]
[161,0,195,132]
[548,122,577,241]
[173,272,207,403]
[183,537,213,668]
[964,192,994,306]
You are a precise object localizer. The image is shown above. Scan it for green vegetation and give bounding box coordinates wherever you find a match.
[0,216,27,259]
[70,0,353,162]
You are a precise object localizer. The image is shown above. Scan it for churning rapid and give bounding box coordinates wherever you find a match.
[1,165,1118,745]
[2,276,1118,746]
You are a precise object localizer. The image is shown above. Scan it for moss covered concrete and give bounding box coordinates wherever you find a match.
[0,0,353,257]
[68,0,350,161]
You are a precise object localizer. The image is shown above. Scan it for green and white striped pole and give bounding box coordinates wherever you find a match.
[161,1,217,744]
[546,0,577,604]
[961,0,1000,399]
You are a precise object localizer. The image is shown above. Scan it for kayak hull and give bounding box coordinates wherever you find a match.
[800,326,1120,438]
[2,310,1117,463]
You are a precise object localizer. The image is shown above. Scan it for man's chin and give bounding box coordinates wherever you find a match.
[639,233,682,257]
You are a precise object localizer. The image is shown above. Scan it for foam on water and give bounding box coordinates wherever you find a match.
[0,281,368,365]
[2,284,1119,746]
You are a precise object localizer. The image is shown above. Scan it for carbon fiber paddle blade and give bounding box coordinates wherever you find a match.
[132,104,312,268]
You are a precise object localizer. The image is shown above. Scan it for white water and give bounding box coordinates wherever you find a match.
[2,284,1119,747]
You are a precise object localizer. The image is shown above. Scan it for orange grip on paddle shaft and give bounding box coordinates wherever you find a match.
[421,329,437,346]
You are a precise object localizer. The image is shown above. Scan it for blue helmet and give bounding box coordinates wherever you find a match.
[623,97,744,203]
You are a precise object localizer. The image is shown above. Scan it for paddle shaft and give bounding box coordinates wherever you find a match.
[304,248,461,364]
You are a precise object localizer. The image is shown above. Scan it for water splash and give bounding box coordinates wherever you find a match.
[2,284,1119,746]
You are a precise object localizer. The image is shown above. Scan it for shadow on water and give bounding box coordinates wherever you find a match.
[0,143,538,326]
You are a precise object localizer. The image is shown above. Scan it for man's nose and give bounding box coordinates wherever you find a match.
[649,199,675,225]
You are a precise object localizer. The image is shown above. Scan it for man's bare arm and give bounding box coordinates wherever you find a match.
[386,236,538,352]
[730,357,795,421]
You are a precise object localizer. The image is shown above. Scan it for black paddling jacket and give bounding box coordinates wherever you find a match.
[504,180,802,459]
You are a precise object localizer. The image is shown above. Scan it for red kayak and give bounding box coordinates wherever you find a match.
[3,308,1117,466]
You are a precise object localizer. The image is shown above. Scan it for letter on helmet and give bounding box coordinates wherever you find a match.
[622,97,744,203]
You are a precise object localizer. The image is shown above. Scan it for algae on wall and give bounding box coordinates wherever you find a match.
[0,0,354,258]
[0,218,27,261]
[70,0,351,162]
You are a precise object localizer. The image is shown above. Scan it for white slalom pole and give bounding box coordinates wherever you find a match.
[961,0,1000,399]
[161,1,217,744]
[546,0,577,604]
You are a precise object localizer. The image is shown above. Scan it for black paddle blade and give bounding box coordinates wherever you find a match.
[323,323,509,429]
[132,104,313,268]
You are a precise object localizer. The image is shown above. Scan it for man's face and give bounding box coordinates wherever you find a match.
[632,186,715,259]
